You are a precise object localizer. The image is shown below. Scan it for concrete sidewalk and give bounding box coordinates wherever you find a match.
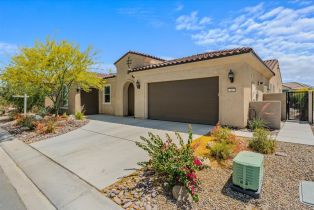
[233,121,314,146]
[0,163,26,210]
[277,121,314,146]
[0,147,56,210]
[1,139,122,210]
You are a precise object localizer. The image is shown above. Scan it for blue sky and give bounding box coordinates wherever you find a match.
[0,0,313,84]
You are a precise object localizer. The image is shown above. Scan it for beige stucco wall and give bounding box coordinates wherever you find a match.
[99,77,116,115]
[269,62,283,93]
[44,97,54,108]
[66,51,283,128]
[249,101,281,129]
[68,86,81,114]
[111,52,274,128]
[263,93,286,120]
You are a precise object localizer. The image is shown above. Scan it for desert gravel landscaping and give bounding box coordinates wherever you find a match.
[104,141,314,210]
[0,115,88,144]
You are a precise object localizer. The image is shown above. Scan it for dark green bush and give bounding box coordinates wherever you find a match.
[249,128,276,154]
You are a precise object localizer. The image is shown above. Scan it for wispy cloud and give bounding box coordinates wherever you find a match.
[175,4,314,84]
[0,42,18,68]
[0,42,18,55]
[176,11,211,31]
[117,7,165,28]
[90,63,116,74]
[288,0,313,6]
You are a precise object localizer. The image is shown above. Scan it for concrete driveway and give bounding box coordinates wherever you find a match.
[31,115,211,190]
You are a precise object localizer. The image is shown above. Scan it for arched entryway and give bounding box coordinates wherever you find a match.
[128,83,135,116]
[122,81,135,116]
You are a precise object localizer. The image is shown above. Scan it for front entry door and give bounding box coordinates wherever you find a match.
[287,91,308,121]
[128,83,135,116]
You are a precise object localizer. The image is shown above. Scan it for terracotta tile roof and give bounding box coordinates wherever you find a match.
[114,51,165,65]
[263,59,279,71]
[283,82,312,90]
[129,47,274,75]
[96,73,116,79]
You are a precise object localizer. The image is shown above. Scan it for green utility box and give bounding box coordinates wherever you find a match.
[232,151,264,192]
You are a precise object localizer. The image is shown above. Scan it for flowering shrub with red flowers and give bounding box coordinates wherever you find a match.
[136,127,204,202]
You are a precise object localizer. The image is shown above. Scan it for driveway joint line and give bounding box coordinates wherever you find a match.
[0,142,58,210]
[80,128,140,143]
[28,142,107,193]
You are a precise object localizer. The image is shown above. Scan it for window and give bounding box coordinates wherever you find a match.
[104,85,111,104]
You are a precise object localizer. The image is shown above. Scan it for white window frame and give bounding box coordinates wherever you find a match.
[103,84,111,104]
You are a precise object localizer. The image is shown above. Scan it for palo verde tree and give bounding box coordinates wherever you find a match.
[1,39,104,114]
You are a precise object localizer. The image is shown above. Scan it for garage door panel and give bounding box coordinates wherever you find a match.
[81,88,99,115]
[148,77,219,125]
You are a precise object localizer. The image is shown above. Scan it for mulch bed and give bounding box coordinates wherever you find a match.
[0,118,88,144]
[104,142,314,210]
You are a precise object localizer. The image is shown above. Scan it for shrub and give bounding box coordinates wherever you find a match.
[45,120,56,133]
[37,107,51,117]
[211,123,236,144]
[16,115,36,130]
[35,122,46,134]
[8,110,20,120]
[75,112,85,120]
[249,128,276,154]
[136,127,203,202]
[248,118,266,130]
[209,141,233,160]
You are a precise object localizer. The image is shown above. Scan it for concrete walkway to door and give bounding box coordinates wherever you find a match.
[277,121,314,146]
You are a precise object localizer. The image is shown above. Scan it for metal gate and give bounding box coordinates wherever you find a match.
[286,91,308,121]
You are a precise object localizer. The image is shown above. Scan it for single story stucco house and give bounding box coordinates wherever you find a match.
[63,47,283,128]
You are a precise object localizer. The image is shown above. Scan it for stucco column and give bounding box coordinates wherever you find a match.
[68,86,81,114]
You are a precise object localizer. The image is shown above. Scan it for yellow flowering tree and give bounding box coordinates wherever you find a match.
[1,39,104,114]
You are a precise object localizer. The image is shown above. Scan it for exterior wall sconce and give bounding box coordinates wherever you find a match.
[76,86,81,93]
[136,80,140,89]
[228,70,234,83]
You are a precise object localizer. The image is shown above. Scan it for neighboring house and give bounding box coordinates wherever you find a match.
[65,47,283,128]
[282,82,313,92]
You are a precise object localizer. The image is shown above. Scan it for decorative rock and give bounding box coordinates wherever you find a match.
[144,204,152,210]
[123,201,132,208]
[172,185,192,202]
[202,158,211,167]
[275,152,288,157]
[34,115,43,120]
[113,196,122,205]
[151,192,157,198]
[111,189,119,195]
[118,191,124,197]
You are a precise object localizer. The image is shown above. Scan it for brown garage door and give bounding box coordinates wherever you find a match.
[81,88,99,115]
[148,77,219,125]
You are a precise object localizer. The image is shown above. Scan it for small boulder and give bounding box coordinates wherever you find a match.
[172,185,192,202]
[123,201,132,208]
[34,115,43,120]
[113,196,122,205]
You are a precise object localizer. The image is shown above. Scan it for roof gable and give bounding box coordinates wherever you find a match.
[114,51,165,65]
